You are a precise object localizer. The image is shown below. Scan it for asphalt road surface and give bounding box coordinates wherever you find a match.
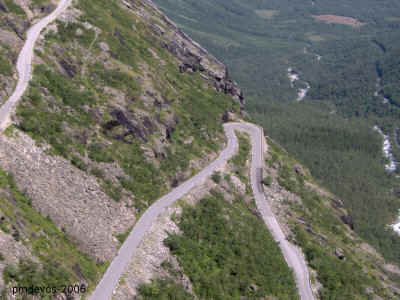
[90,122,314,300]
[235,122,315,300]
[0,0,72,131]
[0,1,313,298]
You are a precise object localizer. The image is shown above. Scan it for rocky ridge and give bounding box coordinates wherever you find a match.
[123,0,244,105]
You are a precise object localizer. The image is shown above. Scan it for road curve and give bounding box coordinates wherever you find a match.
[229,122,315,300]
[0,0,72,131]
[90,122,314,300]
[0,1,313,297]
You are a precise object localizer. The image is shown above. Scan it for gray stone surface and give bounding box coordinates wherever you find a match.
[0,131,136,262]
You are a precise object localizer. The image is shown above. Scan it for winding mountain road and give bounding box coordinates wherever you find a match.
[90,122,314,300]
[239,123,314,300]
[0,1,313,299]
[0,0,72,131]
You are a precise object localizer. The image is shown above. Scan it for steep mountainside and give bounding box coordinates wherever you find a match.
[0,1,399,300]
[0,0,245,297]
[153,0,400,265]
[0,0,54,104]
[115,130,400,299]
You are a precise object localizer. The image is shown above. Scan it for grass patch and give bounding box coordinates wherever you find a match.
[138,278,194,300]
[3,0,25,16]
[230,132,251,183]
[116,227,131,244]
[211,171,221,184]
[0,52,13,76]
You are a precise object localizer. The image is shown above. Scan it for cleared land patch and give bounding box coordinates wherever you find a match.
[305,32,325,42]
[312,15,365,27]
[385,16,400,23]
[255,9,279,20]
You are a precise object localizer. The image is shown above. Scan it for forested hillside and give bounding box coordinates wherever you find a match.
[153,0,400,264]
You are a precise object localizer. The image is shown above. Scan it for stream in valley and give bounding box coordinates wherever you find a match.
[287,68,310,101]
[287,47,321,102]
[290,50,400,235]
[373,126,400,235]
[373,126,397,172]
[373,73,400,234]
[392,212,400,235]
[374,77,390,104]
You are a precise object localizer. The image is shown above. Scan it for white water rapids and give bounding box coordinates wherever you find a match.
[375,78,390,104]
[373,126,397,172]
[392,211,400,235]
[373,126,400,235]
[288,68,310,101]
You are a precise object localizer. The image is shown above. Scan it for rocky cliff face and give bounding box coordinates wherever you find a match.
[123,0,244,104]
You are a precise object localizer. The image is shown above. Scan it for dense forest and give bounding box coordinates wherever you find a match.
[153,0,400,264]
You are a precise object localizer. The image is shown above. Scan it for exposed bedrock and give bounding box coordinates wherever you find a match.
[0,132,136,262]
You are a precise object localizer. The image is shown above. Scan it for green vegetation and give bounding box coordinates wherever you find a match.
[16,0,238,213]
[4,260,71,298]
[269,141,391,299]
[137,278,194,300]
[164,192,298,300]
[3,0,25,16]
[137,133,289,299]
[211,171,221,184]
[0,51,12,76]
[262,175,272,186]
[89,63,142,99]
[231,133,251,167]
[54,21,97,48]
[116,227,131,244]
[153,0,400,265]
[31,0,49,6]
[0,169,104,294]
[257,102,400,263]
[230,133,251,183]
[35,65,96,108]
[379,33,400,108]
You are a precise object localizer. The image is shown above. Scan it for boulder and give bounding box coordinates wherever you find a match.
[294,164,306,177]
[340,214,354,230]
[335,248,345,260]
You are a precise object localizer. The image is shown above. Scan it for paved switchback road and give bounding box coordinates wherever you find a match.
[0,1,313,297]
[0,0,72,131]
[90,122,315,300]
[231,122,315,300]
